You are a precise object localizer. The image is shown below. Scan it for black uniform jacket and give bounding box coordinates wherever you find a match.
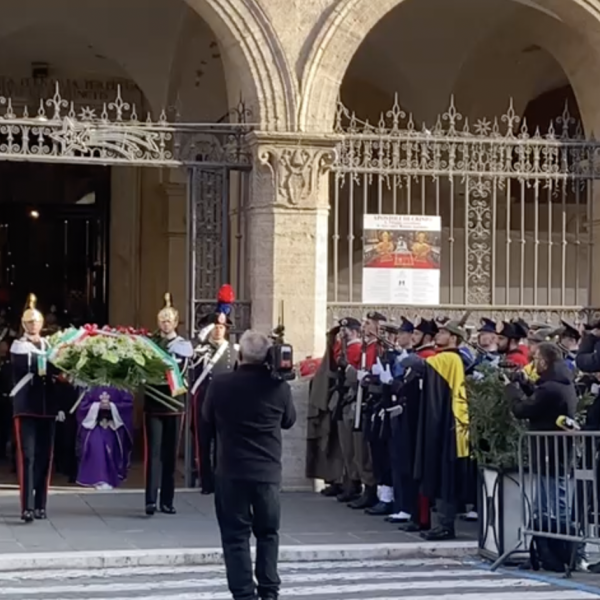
[10,336,58,418]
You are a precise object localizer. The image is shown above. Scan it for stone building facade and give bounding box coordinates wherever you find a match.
[2,0,600,487]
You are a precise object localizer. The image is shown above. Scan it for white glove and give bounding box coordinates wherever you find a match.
[380,364,393,385]
[56,411,66,423]
[357,369,368,382]
[371,358,384,377]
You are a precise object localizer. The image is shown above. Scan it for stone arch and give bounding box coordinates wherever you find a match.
[449,6,600,136]
[185,0,297,130]
[299,0,600,133]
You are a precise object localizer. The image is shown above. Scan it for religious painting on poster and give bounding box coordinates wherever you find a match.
[362,214,441,305]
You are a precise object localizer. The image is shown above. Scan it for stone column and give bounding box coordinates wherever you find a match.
[246,135,334,491]
[246,134,334,361]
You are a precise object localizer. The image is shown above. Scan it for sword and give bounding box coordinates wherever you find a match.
[353,336,367,431]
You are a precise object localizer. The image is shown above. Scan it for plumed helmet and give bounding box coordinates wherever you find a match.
[157,292,179,323]
[21,293,43,326]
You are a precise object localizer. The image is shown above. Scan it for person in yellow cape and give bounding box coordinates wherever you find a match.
[402,317,470,542]
[143,293,193,516]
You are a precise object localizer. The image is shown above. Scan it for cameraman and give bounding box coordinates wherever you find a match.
[202,330,296,600]
[507,342,576,521]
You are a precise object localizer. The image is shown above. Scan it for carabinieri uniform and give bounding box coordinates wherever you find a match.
[191,310,238,494]
[11,294,58,523]
[143,293,193,516]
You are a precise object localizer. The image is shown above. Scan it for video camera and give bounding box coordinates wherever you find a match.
[266,324,296,382]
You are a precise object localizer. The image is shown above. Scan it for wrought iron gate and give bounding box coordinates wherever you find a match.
[0,82,253,487]
[328,95,600,324]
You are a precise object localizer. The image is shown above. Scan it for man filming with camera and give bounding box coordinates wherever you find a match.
[202,329,296,600]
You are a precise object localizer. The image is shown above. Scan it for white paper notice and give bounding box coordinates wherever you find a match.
[362,214,441,305]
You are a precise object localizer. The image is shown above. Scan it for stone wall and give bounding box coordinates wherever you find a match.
[281,380,313,491]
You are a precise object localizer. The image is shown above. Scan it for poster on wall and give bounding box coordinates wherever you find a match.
[362,214,442,305]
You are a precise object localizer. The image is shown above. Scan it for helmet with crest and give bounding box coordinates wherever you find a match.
[22,294,43,326]
[157,292,179,325]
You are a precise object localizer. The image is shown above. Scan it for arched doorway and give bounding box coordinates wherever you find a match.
[322,0,600,324]
[0,0,256,490]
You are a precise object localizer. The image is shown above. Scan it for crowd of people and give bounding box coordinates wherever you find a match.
[306,311,598,544]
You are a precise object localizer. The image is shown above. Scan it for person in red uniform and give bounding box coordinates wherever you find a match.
[346,311,387,510]
[329,317,365,502]
[497,320,529,367]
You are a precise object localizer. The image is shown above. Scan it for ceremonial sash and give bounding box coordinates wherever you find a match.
[191,342,229,395]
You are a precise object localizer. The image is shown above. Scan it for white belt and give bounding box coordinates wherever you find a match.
[10,373,33,397]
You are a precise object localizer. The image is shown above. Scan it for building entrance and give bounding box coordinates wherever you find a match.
[0,162,110,328]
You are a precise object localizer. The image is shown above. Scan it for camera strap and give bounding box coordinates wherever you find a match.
[190,342,229,395]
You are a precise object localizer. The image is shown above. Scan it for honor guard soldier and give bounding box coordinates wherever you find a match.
[497,320,529,367]
[557,320,580,371]
[143,293,193,516]
[191,284,239,494]
[413,318,438,358]
[11,294,58,523]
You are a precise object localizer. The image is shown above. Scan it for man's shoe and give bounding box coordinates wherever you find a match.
[348,486,377,510]
[21,510,34,523]
[34,509,47,520]
[336,481,362,503]
[385,511,411,523]
[399,520,430,532]
[420,525,455,541]
[365,501,394,516]
[321,484,343,497]
[145,503,156,516]
[160,505,177,515]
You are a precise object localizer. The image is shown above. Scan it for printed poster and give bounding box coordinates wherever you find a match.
[362,214,441,305]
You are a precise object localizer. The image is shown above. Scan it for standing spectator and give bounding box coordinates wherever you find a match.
[203,330,296,600]
[507,342,577,519]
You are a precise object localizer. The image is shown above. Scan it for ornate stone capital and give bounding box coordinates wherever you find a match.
[252,135,335,209]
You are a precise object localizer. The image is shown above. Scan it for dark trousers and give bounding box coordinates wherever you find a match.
[215,477,281,600]
[438,498,457,531]
[14,417,56,512]
[195,397,216,493]
[144,413,181,507]
[369,436,392,487]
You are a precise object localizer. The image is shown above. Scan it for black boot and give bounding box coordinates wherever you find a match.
[365,501,394,516]
[321,483,343,497]
[34,509,47,520]
[336,481,362,503]
[348,485,377,509]
[21,510,34,523]
[420,525,455,541]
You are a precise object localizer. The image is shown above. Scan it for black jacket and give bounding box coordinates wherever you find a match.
[507,362,577,472]
[576,332,600,373]
[202,363,296,483]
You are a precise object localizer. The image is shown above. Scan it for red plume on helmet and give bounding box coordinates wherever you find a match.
[217,284,235,315]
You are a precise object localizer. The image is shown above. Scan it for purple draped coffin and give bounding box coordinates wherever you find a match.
[76,386,134,489]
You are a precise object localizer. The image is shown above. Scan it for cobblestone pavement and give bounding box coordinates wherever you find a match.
[0,557,597,600]
[0,490,477,553]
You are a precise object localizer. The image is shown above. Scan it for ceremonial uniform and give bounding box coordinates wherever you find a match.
[192,328,238,494]
[143,294,193,515]
[11,295,58,522]
[498,321,529,367]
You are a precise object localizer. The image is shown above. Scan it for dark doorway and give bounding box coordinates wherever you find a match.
[0,162,110,327]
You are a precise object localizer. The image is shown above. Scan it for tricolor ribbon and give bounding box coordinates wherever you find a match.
[133,335,187,397]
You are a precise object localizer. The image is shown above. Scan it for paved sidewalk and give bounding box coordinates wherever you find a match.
[0,491,477,553]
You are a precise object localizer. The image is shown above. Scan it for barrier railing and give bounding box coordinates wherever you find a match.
[492,430,600,572]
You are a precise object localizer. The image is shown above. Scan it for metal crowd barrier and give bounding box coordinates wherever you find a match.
[492,430,600,571]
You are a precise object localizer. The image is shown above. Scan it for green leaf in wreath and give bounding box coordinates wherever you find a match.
[75,354,88,371]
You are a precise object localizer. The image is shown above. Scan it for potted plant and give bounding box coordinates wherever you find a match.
[467,364,528,562]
